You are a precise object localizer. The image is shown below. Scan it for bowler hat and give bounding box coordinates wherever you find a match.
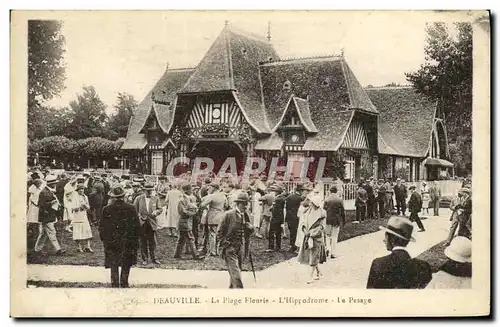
[181,184,192,192]
[108,186,126,198]
[76,184,85,191]
[234,192,250,203]
[409,185,416,190]
[379,216,415,242]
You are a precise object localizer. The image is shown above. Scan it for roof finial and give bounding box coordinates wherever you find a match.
[166,62,169,71]
[340,46,345,57]
[224,20,229,27]
[267,21,271,42]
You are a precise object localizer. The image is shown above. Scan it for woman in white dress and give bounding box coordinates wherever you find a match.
[27,179,44,224]
[156,190,168,230]
[71,184,93,252]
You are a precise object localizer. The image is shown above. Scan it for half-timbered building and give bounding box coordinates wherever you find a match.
[122,25,453,181]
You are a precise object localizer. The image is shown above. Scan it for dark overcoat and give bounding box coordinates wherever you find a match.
[99,199,141,268]
[367,249,432,289]
[37,187,58,224]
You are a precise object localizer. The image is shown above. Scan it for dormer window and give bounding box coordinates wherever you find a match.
[283,80,291,91]
[322,78,330,86]
[242,48,247,55]
[268,57,274,62]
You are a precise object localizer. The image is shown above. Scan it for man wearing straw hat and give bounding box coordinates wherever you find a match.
[367,216,432,289]
[217,192,254,288]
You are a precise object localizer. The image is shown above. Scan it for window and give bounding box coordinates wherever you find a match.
[283,80,291,90]
[151,151,163,175]
[344,155,355,182]
[322,78,330,86]
[242,48,247,55]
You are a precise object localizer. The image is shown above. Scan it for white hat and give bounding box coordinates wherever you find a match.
[444,236,472,263]
[307,193,322,207]
[45,175,58,184]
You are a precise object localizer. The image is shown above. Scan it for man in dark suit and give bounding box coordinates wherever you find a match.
[267,185,286,252]
[408,185,425,232]
[133,183,163,265]
[217,192,254,288]
[323,186,345,258]
[367,216,432,289]
[363,178,375,219]
[394,178,407,215]
[355,182,367,223]
[34,175,65,255]
[100,186,141,288]
[285,184,303,252]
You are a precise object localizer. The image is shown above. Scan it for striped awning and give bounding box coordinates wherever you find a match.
[423,157,454,168]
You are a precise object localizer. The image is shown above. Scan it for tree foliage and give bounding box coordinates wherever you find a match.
[405,22,472,176]
[28,20,66,140]
[107,92,138,140]
[29,136,124,160]
[66,86,108,139]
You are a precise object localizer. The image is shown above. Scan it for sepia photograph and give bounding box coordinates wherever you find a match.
[10,10,490,317]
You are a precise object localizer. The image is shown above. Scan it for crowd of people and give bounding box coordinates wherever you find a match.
[25,165,472,289]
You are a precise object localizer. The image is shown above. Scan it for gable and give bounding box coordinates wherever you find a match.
[186,100,242,128]
[341,119,369,149]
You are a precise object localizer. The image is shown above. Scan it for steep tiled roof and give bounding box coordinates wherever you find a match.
[293,97,318,133]
[272,95,318,133]
[259,56,376,135]
[123,68,194,149]
[365,87,436,157]
[255,133,284,150]
[341,60,378,113]
[229,29,279,133]
[180,31,233,93]
[302,110,354,151]
[179,26,279,133]
[121,134,147,150]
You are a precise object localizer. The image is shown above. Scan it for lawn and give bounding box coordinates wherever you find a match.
[27,210,389,271]
[415,241,449,273]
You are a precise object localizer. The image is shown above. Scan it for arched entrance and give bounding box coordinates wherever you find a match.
[188,141,245,175]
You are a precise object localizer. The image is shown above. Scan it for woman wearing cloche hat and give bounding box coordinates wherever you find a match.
[426,236,471,289]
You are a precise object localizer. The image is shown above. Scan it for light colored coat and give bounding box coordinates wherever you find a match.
[165,189,183,228]
[426,270,471,289]
[201,191,227,225]
[134,194,162,231]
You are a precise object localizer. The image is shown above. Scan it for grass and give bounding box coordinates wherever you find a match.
[26,280,204,288]
[416,240,449,273]
[27,210,388,271]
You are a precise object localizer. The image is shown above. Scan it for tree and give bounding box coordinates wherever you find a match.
[28,20,66,140]
[405,22,472,176]
[107,92,138,140]
[66,86,108,139]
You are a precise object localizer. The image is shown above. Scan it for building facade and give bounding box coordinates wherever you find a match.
[122,25,453,182]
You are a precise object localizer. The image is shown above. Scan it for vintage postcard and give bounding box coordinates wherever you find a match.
[10,10,490,317]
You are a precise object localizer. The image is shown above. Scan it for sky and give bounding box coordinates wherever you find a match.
[43,11,472,112]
